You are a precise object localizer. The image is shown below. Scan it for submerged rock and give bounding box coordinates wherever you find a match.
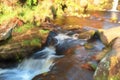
[94,37,120,80]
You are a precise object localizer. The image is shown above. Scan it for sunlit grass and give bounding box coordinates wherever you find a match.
[0,4,17,24]
[30,38,41,46]
[14,23,34,33]
[0,0,113,25]
[22,38,41,46]
[39,29,49,34]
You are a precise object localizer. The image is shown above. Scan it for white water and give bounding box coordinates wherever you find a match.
[54,33,78,45]
[0,46,56,80]
[111,0,119,11]
[0,33,80,80]
[0,32,88,80]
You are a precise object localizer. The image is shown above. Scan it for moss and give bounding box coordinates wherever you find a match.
[109,75,120,80]
[30,38,41,46]
[39,29,50,34]
[0,54,7,59]
[22,40,31,46]
[84,43,94,49]
[14,23,34,33]
[22,38,41,46]
[15,53,22,62]
[95,74,108,80]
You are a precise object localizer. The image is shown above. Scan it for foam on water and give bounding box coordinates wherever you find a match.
[0,33,87,80]
[0,46,56,80]
[54,33,86,45]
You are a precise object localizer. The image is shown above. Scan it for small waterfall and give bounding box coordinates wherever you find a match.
[111,0,119,11]
[0,32,83,80]
[0,46,56,80]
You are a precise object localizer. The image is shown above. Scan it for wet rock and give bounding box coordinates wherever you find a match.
[94,37,120,80]
[55,38,87,55]
[33,37,105,80]
[93,47,110,61]
[33,54,94,80]
[60,45,88,56]
[55,32,105,56]
[84,43,94,49]
[44,31,58,47]
[78,30,96,40]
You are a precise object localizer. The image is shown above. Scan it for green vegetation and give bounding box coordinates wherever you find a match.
[14,23,34,33]
[30,38,41,46]
[0,4,17,23]
[39,29,49,34]
[0,0,113,25]
[22,38,41,46]
[27,0,38,6]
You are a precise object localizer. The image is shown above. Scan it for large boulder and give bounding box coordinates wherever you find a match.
[33,35,105,80]
[33,52,94,80]
[0,18,51,67]
[98,27,120,45]
[94,37,120,80]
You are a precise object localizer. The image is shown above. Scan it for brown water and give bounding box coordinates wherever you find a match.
[53,11,120,29]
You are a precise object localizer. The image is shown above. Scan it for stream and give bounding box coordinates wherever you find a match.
[0,10,120,80]
[0,47,56,80]
[0,30,105,80]
[0,31,87,80]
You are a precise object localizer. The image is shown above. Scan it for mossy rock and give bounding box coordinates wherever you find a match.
[94,38,120,80]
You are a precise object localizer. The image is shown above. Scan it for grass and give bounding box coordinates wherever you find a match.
[22,38,41,46]
[14,23,34,33]
[0,6,17,24]
[39,29,50,34]
[0,0,112,25]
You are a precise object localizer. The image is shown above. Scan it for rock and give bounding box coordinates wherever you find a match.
[0,19,18,41]
[33,36,105,80]
[93,47,111,61]
[94,37,120,80]
[0,42,39,61]
[0,19,52,63]
[33,54,94,80]
[55,37,87,55]
[78,30,96,40]
[98,27,120,45]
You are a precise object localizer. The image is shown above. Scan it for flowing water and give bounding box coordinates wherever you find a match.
[111,0,119,11]
[0,46,56,80]
[0,9,120,80]
[0,32,84,80]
